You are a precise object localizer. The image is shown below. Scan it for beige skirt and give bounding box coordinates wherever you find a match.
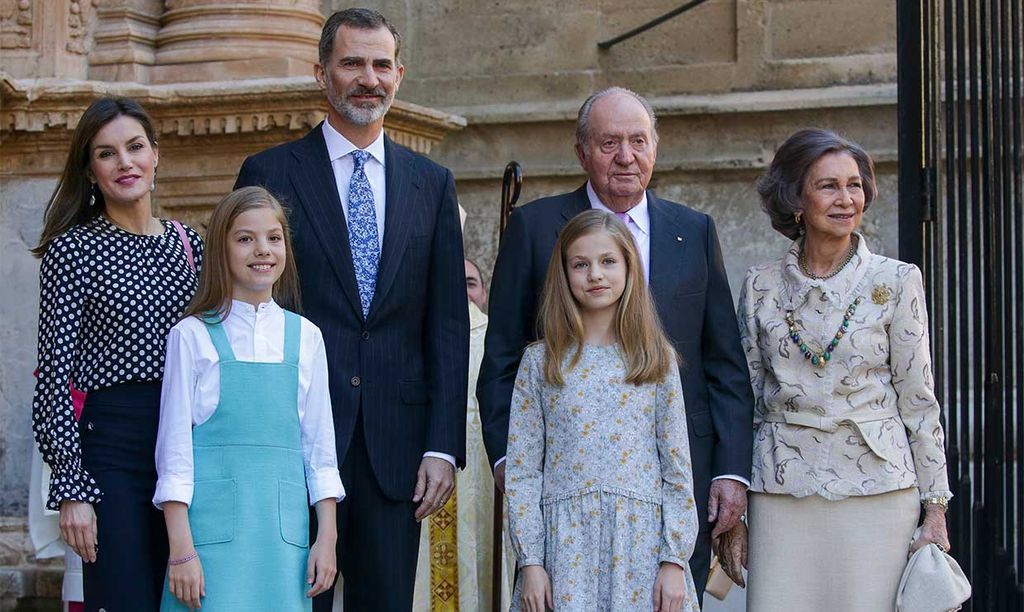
[747,488,919,612]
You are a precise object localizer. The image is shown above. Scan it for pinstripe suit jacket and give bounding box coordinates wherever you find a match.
[235,124,469,501]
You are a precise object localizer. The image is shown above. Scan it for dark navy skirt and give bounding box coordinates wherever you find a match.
[79,381,168,612]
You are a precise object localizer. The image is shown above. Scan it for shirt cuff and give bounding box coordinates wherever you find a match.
[423,451,456,468]
[307,468,346,505]
[152,477,194,510]
[493,456,506,472]
[712,474,751,488]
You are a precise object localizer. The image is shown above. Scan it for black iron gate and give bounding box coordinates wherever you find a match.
[898,0,1023,609]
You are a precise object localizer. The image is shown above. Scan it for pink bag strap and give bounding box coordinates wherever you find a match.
[170,220,196,272]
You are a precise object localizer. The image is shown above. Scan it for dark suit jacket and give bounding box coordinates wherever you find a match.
[235,124,469,502]
[477,184,754,542]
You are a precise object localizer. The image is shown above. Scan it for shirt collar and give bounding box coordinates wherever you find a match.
[585,181,649,236]
[781,233,873,310]
[322,121,386,166]
[229,298,281,318]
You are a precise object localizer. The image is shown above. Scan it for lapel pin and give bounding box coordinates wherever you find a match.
[676,236,683,242]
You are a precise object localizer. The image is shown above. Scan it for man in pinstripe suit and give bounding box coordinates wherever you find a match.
[235,9,469,610]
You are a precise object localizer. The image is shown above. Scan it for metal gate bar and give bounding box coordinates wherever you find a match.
[898,0,1024,609]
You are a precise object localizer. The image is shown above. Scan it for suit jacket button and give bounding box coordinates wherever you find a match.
[361,331,370,340]
[350,376,361,387]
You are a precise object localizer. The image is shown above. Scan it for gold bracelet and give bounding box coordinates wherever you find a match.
[922,496,950,511]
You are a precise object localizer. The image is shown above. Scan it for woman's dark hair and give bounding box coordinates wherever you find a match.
[756,128,877,240]
[32,97,158,258]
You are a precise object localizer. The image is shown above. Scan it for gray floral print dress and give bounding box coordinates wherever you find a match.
[506,343,700,611]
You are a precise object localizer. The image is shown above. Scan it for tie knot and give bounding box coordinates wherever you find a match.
[352,149,369,169]
[615,211,631,225]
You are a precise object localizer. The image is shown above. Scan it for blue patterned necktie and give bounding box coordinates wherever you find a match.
[347,150,379,318]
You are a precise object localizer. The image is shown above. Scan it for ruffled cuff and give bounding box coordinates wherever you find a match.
[46,468,101,512]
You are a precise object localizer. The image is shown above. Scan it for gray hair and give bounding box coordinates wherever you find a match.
[575,87,659,147]
[318,8,402,66]
[756,128,877,240]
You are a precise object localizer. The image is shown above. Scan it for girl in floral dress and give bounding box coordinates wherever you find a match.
[506,209,700,612]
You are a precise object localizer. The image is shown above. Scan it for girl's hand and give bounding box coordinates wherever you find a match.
[653,562,687,612]
[520,565,553,612]
[910,504,951,554]
[168,554,205,610]
[59,501,97,563]
[306,535,338,597]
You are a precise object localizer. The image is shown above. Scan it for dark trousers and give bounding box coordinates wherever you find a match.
[79,381,168,612]
[313,411,422,612]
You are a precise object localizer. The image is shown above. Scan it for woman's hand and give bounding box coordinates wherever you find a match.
[520,565,553,612]
[168,554,205,609]
[306,535,338,597]
[910,504,951,554]
[653,562,688,612]
[59,501,97,563]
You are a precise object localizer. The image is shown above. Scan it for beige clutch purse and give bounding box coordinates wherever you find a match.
[704,555,736,600]
[896,533,971,612]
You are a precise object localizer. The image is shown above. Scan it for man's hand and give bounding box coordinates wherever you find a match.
[494,461,506,494]
[712,522,747,588]
[708,479,747,538]
[413,456,455,521]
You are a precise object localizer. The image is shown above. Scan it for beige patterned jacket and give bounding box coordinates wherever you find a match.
[737,235,952,502]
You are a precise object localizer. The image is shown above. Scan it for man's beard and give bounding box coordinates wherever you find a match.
[327,82,392,126]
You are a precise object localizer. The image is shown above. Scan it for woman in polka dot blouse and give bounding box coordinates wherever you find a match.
[31,97,203,611]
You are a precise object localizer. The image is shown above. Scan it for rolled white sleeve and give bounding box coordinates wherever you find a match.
[154,327,198,508]
[301,329,345,505]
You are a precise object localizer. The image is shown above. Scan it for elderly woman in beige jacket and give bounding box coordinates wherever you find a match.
[735,128,952,611]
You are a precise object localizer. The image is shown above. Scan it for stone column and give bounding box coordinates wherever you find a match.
[151,0,323,83]
[88,0,162,82]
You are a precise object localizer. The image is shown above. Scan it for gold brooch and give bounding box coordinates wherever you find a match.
[872,283,892,305]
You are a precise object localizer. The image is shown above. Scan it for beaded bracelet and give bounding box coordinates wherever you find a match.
[169,551,198,566]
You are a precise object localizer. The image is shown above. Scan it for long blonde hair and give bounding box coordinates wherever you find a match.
[184,187,301,321]
[537,209,676,386]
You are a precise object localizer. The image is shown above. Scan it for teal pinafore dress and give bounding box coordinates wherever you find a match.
[161,311,311,611]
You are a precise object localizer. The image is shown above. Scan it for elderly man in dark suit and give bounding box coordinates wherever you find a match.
[234,8,468,610]
[477,87,753,601]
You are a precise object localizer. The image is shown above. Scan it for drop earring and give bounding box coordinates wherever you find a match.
[88,183,96,207]
[150,168,157,192]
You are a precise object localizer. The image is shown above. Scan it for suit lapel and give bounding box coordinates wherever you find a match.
[367,135,420,319]
[647,193,689,309]
[288,125,363,318]
[558,184,592,235]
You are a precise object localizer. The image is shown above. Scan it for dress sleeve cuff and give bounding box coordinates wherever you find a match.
[307,468,346,505]
[152,477,194,510]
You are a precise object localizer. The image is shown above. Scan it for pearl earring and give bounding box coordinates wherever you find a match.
[88,183,96,207]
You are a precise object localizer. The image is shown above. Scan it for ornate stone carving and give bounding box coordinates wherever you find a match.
[0,0,33,49]
[66,0,93,55]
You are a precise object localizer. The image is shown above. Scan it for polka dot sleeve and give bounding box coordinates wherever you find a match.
[32,232,102,509]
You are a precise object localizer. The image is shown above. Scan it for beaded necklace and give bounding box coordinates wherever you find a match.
[787,239,862,368]
[785,297,862,368]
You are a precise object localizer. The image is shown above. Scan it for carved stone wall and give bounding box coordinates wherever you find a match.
[0,3,464,607]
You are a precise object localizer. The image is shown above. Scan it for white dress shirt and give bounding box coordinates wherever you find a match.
[154,300,345,507]
[587,181,651,280]
[320,121,456,469]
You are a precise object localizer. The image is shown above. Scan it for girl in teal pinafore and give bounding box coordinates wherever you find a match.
[154,187,344,611]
